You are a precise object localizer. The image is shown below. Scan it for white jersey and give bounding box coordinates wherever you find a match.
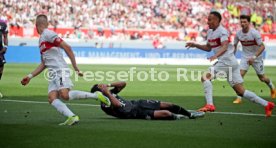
[39,29,68,70]
[234,28,263,61]
[207,25,237,65]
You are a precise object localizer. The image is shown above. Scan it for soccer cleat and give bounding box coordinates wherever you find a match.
[265,102,275,118]
[233,98,242,104]
[198,104,216,112]
[96,91,111,107]
[59,115,80,126]
[271,89,276,99]
[189,111,205,119]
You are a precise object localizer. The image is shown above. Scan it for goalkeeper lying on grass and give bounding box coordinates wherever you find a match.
[91,81,204,120]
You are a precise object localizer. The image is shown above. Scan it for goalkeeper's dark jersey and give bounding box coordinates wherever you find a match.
[101,94,160,119]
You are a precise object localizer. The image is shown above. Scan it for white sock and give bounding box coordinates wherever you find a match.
[69,90,98,100]
[243,90,268,106]
[267,79,275,90]
[203,80,213,105]
[236,95,242,100]
[51,99,75,117]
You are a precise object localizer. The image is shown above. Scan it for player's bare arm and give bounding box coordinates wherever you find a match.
[108,81,126,93]
[248,43,265,65]
[208,41,228,61]
[21,58,46,86]
[185,42,212,52]
[255,43,265,57]
[59,41,83,76]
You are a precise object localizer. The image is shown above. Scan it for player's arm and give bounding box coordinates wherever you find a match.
[108,81,126,94]
[98,84,123,107]
[59,41,82,76]
[255,43,265,57]
[21,58,46,86]
[248,31,265,64]
[185,42,212,52]
[208,41,228,61]
[254,31,265,57]
[0,24,8,54]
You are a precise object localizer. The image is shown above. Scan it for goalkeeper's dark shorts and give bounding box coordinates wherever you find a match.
[131,100,161,119]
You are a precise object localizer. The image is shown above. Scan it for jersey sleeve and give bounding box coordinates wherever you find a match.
[253,30,263,46]
[220,28,229,43]
[45,30,63,46]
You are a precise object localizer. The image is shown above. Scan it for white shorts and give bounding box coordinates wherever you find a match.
[48,71,73,93]
[209,61,244,87]
[240,58,264,75]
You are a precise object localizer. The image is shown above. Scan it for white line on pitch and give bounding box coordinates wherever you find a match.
[0,99,99,107]
[1,99,275,117]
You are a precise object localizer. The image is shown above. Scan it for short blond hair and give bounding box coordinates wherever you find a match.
[36,14,48,26]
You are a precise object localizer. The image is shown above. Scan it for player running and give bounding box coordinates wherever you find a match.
[185,11,274,117]
[232,15,276,104]
[0,19,8,98]
[20,14,110,125]
[91,81,205,120]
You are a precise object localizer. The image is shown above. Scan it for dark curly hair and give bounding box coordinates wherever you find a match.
[90,84,101,93]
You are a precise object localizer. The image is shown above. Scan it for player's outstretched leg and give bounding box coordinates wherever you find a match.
[162,102,205,119]
[234,84,275,117]
[153,110,186,120]
[59,89,111,106]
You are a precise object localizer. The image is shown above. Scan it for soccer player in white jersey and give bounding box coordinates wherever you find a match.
[232,15,276,104]
[186,11,274,117]
[20,14,110,125]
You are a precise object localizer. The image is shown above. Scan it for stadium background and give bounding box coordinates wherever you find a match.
[2,0,276,65]
[1,0,276,148]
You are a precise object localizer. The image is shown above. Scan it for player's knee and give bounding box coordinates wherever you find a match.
[236,91,244,97]
[48,97,55,104]
[258,77,266,82]
[201,73,211,82]
[201,76,208,82]
[235,89,244,97]
[161,110,172,117]
[233,83,245,97]
[60,93,69,101]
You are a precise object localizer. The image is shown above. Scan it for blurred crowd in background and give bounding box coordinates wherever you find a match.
[0,0,276,43]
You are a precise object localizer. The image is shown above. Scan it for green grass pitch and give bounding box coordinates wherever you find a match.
[0,64,276,148]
